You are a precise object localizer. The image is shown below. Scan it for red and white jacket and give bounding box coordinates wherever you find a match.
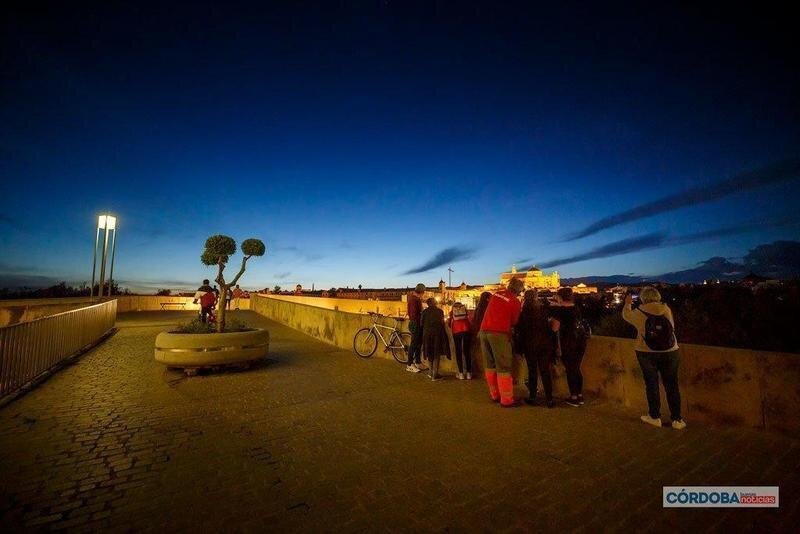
[479,289,521,335]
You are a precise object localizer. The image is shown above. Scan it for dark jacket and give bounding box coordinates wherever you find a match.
[407,293,422,323]
[514,301,555,357]
[421,307,451,360]
[550,304,587,356]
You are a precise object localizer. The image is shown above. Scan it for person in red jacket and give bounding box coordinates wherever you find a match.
[479,278,525,407]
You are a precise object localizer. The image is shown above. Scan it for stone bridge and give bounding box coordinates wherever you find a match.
[1,311,798,531]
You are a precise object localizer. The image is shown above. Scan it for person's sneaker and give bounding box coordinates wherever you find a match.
[546,399,556,408]
[456,372,464,380]
[430,374,442,381]
[565,397,581,407]
[465,372,472,380]
[406,365,421,373]
[640,415,662,427]
[416,361,429,370]
[577,394,585,405]
[524,397,537,406]
[671,419,687,430]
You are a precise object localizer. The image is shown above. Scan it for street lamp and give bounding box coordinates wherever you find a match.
[90,213,118,298]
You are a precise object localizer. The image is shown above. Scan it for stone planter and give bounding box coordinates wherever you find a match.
[154,329,269,375]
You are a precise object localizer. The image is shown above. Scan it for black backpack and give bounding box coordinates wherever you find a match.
[638,309,675,351]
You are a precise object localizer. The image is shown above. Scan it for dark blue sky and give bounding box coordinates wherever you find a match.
[2,2,799,292]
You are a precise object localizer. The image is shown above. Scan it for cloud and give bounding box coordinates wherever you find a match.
[538,233,667,269]
[564,158,800,241]
[667,217,798,246]
[274,271,292,279]
[536,218,800,269]
[401,246,477,275]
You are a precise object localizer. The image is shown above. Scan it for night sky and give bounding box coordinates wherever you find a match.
[2,2,799,292]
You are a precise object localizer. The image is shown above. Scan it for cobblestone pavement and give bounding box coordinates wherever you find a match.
[1,311,798,532]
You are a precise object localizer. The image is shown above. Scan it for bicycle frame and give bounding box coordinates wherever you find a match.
[368,315,404,348]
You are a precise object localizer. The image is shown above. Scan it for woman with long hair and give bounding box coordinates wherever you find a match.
[473,291,492,330]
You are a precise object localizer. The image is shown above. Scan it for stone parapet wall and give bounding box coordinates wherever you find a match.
[115,296,250,312]
[252,294,800,438]
[261,294,408,316]
[0,295,251,325]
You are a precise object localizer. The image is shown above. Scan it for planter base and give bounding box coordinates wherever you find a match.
[155,329,269,373]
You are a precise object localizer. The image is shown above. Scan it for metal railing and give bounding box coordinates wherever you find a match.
[0,299,117,399]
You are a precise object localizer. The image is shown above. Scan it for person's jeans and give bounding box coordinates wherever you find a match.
[200,306,213,323]
[453,332,472,374]
[408,321,423,365]
[524,349,553,401]
[562,349,584,397]
[636,350,682,421]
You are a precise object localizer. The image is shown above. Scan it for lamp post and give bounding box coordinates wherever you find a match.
[90,213,117,299]
[106,216,117,296]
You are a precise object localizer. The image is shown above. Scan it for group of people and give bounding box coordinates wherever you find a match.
[403,280,686,429]
[192,279,246,322]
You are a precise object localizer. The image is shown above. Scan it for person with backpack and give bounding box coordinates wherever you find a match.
[551,287,588,407]
[448,301,472,380]
[479,278,525,407]
[622,286,685,429]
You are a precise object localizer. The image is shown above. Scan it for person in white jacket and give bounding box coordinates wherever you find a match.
[622,286,686,430]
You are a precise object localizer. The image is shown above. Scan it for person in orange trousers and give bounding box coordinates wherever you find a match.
[478,278,524,407]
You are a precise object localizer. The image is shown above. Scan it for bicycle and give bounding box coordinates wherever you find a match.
[353,312,412,364]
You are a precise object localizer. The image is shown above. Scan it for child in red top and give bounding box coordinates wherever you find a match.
[448,302,473,380]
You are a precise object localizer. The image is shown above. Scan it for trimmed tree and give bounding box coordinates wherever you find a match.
[201,235,266,332]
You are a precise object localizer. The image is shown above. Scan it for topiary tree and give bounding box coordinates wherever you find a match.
[201,235,266,332]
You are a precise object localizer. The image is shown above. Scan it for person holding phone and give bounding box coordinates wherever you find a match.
[622,286,685,429]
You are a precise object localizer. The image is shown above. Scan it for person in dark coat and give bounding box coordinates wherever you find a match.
[421,298,450,381]
[515,290,557,407]
[551,287,588,406]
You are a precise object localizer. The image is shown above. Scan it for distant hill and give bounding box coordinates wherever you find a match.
[563,241,800,285]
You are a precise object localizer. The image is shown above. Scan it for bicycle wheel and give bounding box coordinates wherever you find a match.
[389,331,412,364]
[353,328,378,358]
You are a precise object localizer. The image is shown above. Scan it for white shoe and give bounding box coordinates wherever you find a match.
[671,419,687,430]
[456,372,464,380]
[465,372,472,380]
[640,415,662,427]
[406,365,421,373]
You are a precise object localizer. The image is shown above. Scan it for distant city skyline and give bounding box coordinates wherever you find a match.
[2,4,799,293]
